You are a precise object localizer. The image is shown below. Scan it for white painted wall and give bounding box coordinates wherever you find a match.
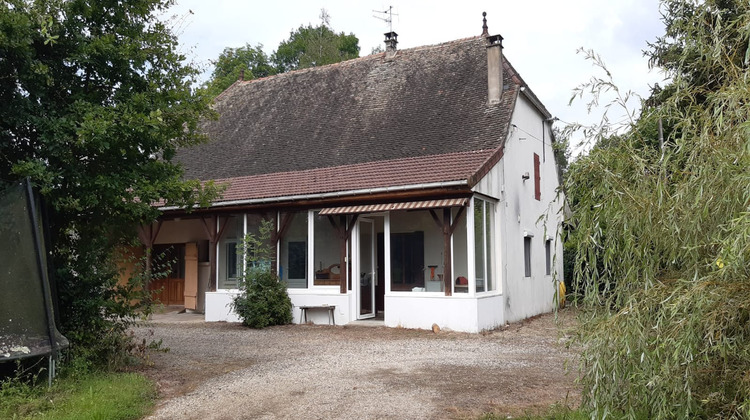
[385,294,504,333]
[288,290,352,325]
[205,291,242,322]
[496,93,564,323]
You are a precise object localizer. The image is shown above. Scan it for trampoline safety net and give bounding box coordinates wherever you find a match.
[0,180,69,362]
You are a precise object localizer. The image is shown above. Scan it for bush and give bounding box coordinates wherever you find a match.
[231,219,292,328]
[232,267,293,328]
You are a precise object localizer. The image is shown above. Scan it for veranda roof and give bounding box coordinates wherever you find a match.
[318,198,468,215]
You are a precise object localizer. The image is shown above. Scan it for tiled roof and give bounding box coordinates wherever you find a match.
[213,150,492,203]
[175,35,523,203]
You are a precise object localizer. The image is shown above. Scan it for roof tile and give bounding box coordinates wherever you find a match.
[175,36,524,202]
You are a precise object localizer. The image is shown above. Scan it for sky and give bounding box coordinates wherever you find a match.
[166,0,667,155]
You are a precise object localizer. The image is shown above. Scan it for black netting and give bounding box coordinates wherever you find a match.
[0,181,68,361]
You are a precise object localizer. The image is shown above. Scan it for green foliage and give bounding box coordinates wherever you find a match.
[271,10,359,73]
[231,219,293,329]
[0,0,221,368]
[273,24,359,73]
[202,43,276,97]
[480,404,586,420]
[0,371,155,420]
[203,10,359,98]
[565,1,750,418]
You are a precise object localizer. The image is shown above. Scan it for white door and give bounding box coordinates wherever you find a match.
[357,218,376,319]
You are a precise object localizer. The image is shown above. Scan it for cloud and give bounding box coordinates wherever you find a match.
[169,0,665,154]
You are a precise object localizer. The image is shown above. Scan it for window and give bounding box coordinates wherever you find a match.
[225,241,239,282]
[218,215,243,289]
[473,198,494,293]
[390,231,425,290]
[534,153,541,201]
[279,211,308,288]
[524,236,532,277]
[451,207,468,293]
[313,211,342,286]
[545,239,552,276]
[389,210,440,292]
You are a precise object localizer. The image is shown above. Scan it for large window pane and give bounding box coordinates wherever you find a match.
[389,210,441,292]
[473,198,495,293]
[474,199,485,292]
[280,211,308,288]
[244,214,268,269]
[485,202,494,290]
[452,207,468,293]
[218,215,243,289]
[313,212,341,286]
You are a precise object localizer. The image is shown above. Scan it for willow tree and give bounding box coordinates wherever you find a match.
[565,0,750,418]
[0,0,218,366]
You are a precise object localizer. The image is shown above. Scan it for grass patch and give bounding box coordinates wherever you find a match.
[0,371,155,420]
[480,404,587,420]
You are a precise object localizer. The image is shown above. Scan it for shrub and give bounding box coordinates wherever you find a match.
[231,219,292,328]
[232,267,293,328]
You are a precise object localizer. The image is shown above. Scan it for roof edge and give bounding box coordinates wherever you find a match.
[157,179,470,212]
[503,57,552,120]
[468,87,520,187]
[218,36,487,95]
[521,88,552,120]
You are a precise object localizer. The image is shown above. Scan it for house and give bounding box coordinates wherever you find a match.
[141,16,565,333]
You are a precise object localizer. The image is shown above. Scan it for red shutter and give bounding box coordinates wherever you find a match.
[533,153,541,201]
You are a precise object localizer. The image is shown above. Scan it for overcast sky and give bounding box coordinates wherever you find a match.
[167,0,666,155]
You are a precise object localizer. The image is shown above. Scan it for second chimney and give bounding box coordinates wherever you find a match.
[384,31,398,58]
[486,29,503,104]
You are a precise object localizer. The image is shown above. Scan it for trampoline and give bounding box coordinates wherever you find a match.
[0,179,69,384]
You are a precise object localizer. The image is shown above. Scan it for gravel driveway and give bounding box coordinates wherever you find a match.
[134,309,579,419]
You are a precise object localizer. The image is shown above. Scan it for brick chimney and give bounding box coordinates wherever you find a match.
[484,13,503,104]
[384,31,398,58]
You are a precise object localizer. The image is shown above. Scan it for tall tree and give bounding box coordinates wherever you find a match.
[272,9,359,73]
[566,0,750,418]
[0,0,218,365]
[203,43,276,98]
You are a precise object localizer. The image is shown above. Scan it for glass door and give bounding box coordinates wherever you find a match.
[357,218,376,319]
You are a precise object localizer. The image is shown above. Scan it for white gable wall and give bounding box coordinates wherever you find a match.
[474,93,564,324]
[504,94,563,322]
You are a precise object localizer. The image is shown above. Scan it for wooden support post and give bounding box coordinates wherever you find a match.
[429,206,466,296]
[442,208,453,296]
[137,220,162,291]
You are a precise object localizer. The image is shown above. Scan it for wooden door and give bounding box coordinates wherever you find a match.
[151,244,185,306]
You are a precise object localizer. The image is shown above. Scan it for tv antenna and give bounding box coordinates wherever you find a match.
[373,6,398,33]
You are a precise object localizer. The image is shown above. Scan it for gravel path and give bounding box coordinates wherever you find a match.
[134,309,579,419]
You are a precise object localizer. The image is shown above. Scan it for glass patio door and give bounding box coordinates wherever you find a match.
[357,218,376,319]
